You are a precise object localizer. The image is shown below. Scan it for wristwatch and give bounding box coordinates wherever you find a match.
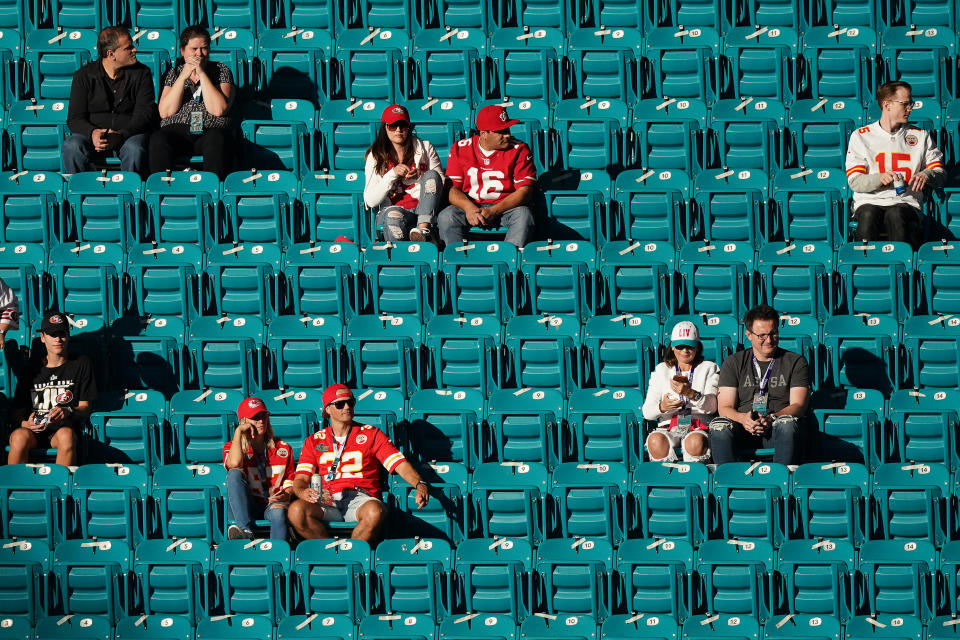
[416,480,429,490]
[690,390,703,402]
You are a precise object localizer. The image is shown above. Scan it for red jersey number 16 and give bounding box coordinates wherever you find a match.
[466,168,505,201]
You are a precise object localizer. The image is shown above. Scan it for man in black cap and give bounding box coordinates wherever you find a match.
[7,311,97,466]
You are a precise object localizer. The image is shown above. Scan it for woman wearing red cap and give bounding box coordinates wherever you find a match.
[364,104,444,243]
[223,396,296,540]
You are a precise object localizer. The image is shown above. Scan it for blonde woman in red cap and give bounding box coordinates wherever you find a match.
[223,396,296,540]
[364,104,444,243]
[288,383,430,543]
[438,104,537,248]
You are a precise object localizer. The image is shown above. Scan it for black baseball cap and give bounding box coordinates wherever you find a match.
[40,311,70,336]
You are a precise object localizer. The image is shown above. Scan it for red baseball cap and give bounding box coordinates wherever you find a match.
[237,396,269,420]
[475,104,520,131]
[322,383,355,408]
[381,104,410,125]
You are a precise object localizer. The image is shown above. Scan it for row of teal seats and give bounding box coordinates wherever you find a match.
[2,528,959,626]
[2,612,952,640]
[4,0,956,35]
[6,23,960,124]
[2,459,954,554]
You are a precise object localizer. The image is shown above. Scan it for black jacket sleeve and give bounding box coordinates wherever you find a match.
[118,67,157,139]
[66,67,96,138]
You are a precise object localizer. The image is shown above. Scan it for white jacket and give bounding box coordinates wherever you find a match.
[641,360,720,427]
[0,278,19,331]
[363,137,444,209]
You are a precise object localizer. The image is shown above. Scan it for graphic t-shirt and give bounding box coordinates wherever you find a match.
[717,348,810,415]
[13,355,97,428]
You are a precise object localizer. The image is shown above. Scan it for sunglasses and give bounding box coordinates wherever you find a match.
[330,399,356,410]
[385,121,410,130]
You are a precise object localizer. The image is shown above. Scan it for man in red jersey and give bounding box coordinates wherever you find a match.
[438,105,537,248]
[287,384,430,542]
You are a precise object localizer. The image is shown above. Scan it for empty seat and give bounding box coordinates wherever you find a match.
[708,98,786,174]
[318,99,386,172]
[856,540,936,622]
[6,101,70,173]
[822,314,898,394]
[333,29,409,102]
[453,537,533,620]
[24,29,95,100]
[256,29,331,105]
[890,389,960,471]
[632,461,709,546]
[798,27,878,108]
[440,240,520,321]
[374,538,452,619]
[265,315,342,391]
[405,388,485,467]
[503,315,581,394]
[298,171,367,244]
[127,242,203,322]
[167,389,244,465]
[133,538,211,623]
[916,240,960,316]
[540,170,612,246]
[786,103,862,172]
[187,316,264,394]
[486,387,565,468]
[64,171,142,249]
[902,317,960,390]
[791,461,869,547]
[566,388,643,470]
[677,241,754,317]
[566,28,641,104]
[205,243,281,321]
[71,464,149,545]
[776,539,855,620]
[409,28,484,105]
[239,100,315,177]
[810,387,884,470]
[291,538,372,622]
[534,538,614,620]
[362,241,441,319]
[835,241,913,320]
[581,314,659,392]
[520,240,597,323]
[423,315,503,398]
[213,539,291,623]
[108,317,187,398]
[470,461,549,543]
[696,539,774,622]
[553,98,629,170]
[615,538,694,621]
[721,27,798,103]
[712,461,790,548]
[769,167,848,248]
[0,538,50,624]
[550,461,629,544]
[871,462,950,546]
[0,231,48,327]
[631,99,707,174]
[346,315,423,397]
[219,170,298,246]
[757,241,833,320]
[51,539,132,622]
[47,243,124,324]
[643,27,720,103]
[597,239,676,322]
[151,464,226,542]
[691,170,769,249]
[390,462,468,542]
[0,463,70,545]
[143,170,218,248]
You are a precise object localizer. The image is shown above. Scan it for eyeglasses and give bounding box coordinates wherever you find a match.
[674,344,696,351]
[330,399,356,410]
[888,99,916,109]
[385,121,410,130]
[748,331,779,342]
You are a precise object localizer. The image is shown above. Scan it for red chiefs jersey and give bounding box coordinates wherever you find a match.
[295,423,406,499]
[222,438,296,503]
[445,135,537,205]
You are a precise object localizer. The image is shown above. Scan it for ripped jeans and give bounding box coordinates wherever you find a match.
[374,170,442,242]
[707,415,801,465]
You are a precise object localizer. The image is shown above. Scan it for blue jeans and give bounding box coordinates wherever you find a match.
[62,132,149,177]
[438,203,535,248]
[374,170,443,242]
[707,415,801,465]
[226,468,288,540]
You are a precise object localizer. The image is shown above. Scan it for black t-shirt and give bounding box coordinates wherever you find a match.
[12,355,97,428]
[717,348,810,414]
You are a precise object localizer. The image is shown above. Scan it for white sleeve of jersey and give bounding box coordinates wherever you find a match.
[0,278,19,331]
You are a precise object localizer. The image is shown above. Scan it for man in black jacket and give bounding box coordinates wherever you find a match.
[64,26,156,177]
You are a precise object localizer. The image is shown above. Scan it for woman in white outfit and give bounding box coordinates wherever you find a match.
[641,321,720,463]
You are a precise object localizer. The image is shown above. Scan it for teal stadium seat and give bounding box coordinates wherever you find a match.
[798,27,878,108]
[36,0,106,31]
[791,462,869,547]
[488,28,563,106]
[856,540,936,622]
[696,540,774,623]
[757,241,833,321]
[902,317,960,390]
[0,465,70,544]
[240,100,316,178]
[776,539,855,621]
[916,240,960,316]
[219,170,298,247]
[691,170,769,250]
[352,387,406,438]
[822,314,898,394]
[881,29,952,109]
[262,389,322,458]
[581,314,659,392]
[503,315,580,394]
[734,0,801,28]
[34,613,113,640]
[426,0,489,31]
[7,101,69,172]
[470,461,549,543]
[520,240,597,323]
[114,614,194,640]
[721,27,798,104]
[24,30,96,101]
[681,614,761,640]
[486,388,565,468]
[333,30,409,102]
[282,241,360,320]
[265,315,342,390]
[0,240,47,326]
[588,0,644,28]
[440,240,520,321]
[642,27,720,104]
[653,0,728,27]
[769,168,848,248]
[810,388,883,469]
[807,0,881,29]
[291,538,372,623]
[271,0,338,30]
[709,98,785,174]
[550,462,629,544]
[299,170,367,244]
[632,461,709,545]
[71,463,149,545]
[632,99,707,174]
[108,317,187,397]
[677,241,754,316]
[601,614,679,640]
[143,170,218,249]
[275,614,354,640]
[48,243,124,324]
[439,613,517,640]
[362,241,441,320]
[198,0,258,34]
[566,388,643,470]
[357,613,437,640]
[133,538,211,623]
[712,462,790,548]
[424,315,502,398]
[540,170,611,245]
[0,0,23,31]
[64,171,143,250]
[453,537,533,620]
[409,28,484,106]
[374,538,452,620]
[123,0,180,30]
[390,461,468,542]
[0,538,50,624]
[208,28,255,92]
[346,315,423,398]
[553,98,629,171]
[614,538,694,621]
[187,316,264,394]
[836,239,913,320]
[205,243,280,321]
[786,103,862,171]
[319,99,388,172]
[127,242,204,323]
[131,29,175,100]
[195,614,275,640]
[474,98,551,172]
[566,28,642,104]
[519,613,597,640]
[871,462,950,547]
[534,538,614,620]
[937,541,960,616]
[597,240,676,323]
[405,389,485,466]
[167,389,244,465]
[51,539,132,623]
[213,539,291,624]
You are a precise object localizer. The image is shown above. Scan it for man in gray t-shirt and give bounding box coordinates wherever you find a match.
[709,305,811,465]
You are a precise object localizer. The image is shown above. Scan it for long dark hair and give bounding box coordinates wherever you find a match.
[365,123,415,175]
[663,343,704,368]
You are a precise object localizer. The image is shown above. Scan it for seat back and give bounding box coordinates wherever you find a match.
[64,171,142,250]
[566,388,643,470]
[265,315,343,391]
[534,538,613,620]
[776,539,854,620]
[409,28,484,105]
[52,539,131,622]
[695,539,774,622]
[721,27,798,103]
[677,241,754,317]
[362,241,441,320]
[133,538,211,623]
[291,538,372,623]
[71,464,149,545]
[374,538,452,620]
[566,28,641,104]
[424,315,502,399]
[770,168,848,248]
[615,538,693,621]
[440,241,519,321]
[186,317,263,395]
[167,389,244,465]
[520,240,597,323]
[0,538,50,624]
[822,315,898,394]
[553,99,629,170]
[503,315,580,394]
[345,315,423,398]
[708,99,786,174]
[550,461,629,544]
[691,171,769,250]
[488,28,563,105]
[581,315,659,392]
[597,239,676,322]
[255,30,331,105]
[487,388,565,468]
[151,463,227,543]
[870,463,949,547]
[632,461,709,546]
[836,241,913,320]
[454,537,533,621]
[25,30,95,100]
[642,28,720,103]
[299,171,367,244]
[7,102,69,173]
[405,389,485,467]
[213,540,291,623]
[857,540,936,622]
[390,462,468,543]
[901,317,960,391]
[712,462,790,548]
[631,100,707,174]
[0,462,70,545]
[791,462,869,548]
[471,462,549,544]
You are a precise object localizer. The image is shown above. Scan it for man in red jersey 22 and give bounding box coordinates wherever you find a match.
[438,104,537,248]
[288,384,430,543]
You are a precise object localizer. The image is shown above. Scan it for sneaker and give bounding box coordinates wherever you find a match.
[409,226,432,242]
[228,524,254,540]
